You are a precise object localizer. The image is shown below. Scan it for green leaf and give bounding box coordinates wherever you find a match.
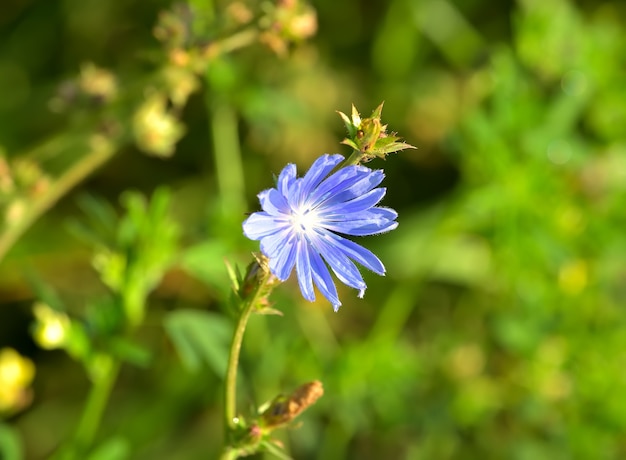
[180,241,232,295]
[76,194,118,242]
[108,337,152,368]
[24,269,67,313]
[0,423,23,460]
[340,139,359,151]
[370,101,384,119]
[261,440,292,460]
[374,141,416,155]
[87,437,130,460]
[163,309,233,376]
[336,110,356,138]
[224,259,241,294]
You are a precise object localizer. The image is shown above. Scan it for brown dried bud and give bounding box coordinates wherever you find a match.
[261,380,324,428]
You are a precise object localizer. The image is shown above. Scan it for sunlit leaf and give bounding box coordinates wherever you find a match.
[163,309,232,376]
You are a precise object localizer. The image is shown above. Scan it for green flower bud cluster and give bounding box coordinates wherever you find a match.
[338,102,416,163]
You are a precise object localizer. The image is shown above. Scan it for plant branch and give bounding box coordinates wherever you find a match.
[205,28,259,59]
[74,359,121,451]
[222,269,274,457]
[224,299,255,433]
[52,357,121,460]
[0,138,117,263]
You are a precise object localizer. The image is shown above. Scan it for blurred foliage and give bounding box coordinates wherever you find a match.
[2,0,626,459]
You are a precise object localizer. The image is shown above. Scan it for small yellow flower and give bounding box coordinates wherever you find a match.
[32,302,71,349]
[0,348,35,414]
[133,94,185,157]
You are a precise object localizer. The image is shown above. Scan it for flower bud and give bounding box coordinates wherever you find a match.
[260,380,324,428]
[338,102,416,162]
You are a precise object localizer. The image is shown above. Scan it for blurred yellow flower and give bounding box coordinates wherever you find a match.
[558,260,588,295]
[32,302,70,349]
[447,343,485,380]
[133,93,185,157]
[0,348,35,414]
[79,63,118,102]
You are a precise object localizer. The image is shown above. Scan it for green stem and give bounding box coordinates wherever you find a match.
[223,300,255,434]
[219,448,238,460]
[209,101,246,217]
[222,272,272,457]
[344,150,363,166]
[0,137,117,263]
[206,28,259,58]
[74,359,121,452]
[52,357,121,460]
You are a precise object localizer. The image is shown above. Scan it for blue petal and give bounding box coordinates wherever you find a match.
[319,188,386,215]
[277,163,297,196]
[308,247,341,309]
[260,226,293,258]
[308,231,366,292]
[258,188,291,216]
[297,154,344,205]
[324,168,385,206]
[261,230,298,280]
[295,238,315,302]
[307,166,374,209]
[323,230,386,275]
[286,177,303,211]
[243,212,289,240]
[322,208,398,236]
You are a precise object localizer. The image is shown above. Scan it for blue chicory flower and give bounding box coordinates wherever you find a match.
[242,154,398,311]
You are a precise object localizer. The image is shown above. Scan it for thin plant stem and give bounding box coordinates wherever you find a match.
[209,101,246,217]
[52,357,121,460]
[332,149,364,175]
[224,300,255,433]
[220,300,254,460]
[221,273,272,458]
[73,359,121,452]
[205,28,259,59]
[219,443,239,460]
[0,138,117,263]
[343,150,363,166]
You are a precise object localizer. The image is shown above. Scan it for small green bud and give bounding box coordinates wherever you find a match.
[338,102,416,163]
[239,253,282,314]
[357,117,383,152]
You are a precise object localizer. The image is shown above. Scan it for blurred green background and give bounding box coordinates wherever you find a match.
[3,0,626,458]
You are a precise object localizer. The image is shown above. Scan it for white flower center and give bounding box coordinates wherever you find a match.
[291,207,319,232]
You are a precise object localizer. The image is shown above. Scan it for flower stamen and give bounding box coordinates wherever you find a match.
[291,208,318,232]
